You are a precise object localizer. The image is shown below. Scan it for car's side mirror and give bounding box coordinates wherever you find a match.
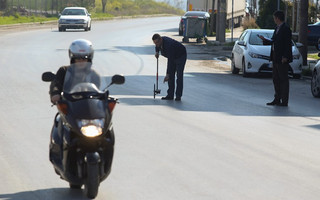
[238,41,246,46]
[42,72,56,82]
[296,42,304,48]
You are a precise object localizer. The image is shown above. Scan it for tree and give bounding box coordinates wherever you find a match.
[257,0,285,29]
[0,0,7,10]
[102,0,107,13]
[299,0,308,65]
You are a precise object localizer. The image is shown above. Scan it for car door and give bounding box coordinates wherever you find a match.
[234,30,248,67]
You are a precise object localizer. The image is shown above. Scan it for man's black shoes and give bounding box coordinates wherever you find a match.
[266,100,280,106]
[161,96,173,100]
[161,96,181,101]
[278,102,288,107]
[266,100,288,107]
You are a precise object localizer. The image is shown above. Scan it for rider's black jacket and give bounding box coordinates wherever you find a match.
[50,66,68,99]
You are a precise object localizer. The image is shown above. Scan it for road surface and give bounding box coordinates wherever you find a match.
[0,16,320,200]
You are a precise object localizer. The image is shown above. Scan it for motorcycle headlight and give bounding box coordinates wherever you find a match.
[78,119,104,137]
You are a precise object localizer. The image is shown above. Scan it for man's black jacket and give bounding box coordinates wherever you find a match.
[263,23,293,64]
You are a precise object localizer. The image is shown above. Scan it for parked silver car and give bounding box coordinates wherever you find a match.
[58,7,91,32]
[231,29,303,78]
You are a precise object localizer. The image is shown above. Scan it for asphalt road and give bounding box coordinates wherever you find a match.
[1,16,320,200]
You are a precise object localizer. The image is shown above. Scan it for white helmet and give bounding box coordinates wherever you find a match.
[69,39,94,62]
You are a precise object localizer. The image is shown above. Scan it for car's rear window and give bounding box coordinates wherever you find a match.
[249,32,273,45]
[62,9,86,15]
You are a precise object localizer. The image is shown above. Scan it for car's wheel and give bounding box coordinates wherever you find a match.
[311,71,320,97]
[231,55,239,74]
[293,74,301,79]
[242,58,248,77]
[58,27,62,32]
[182,37,189,43]
[196,38,203,43]
[179,29,183,36]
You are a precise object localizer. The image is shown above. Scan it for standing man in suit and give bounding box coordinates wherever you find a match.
[259,10,292,107]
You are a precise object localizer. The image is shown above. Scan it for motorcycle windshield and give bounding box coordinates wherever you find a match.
[63,62,102,94]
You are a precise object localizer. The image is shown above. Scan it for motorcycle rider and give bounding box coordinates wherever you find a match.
[50,39,99,103]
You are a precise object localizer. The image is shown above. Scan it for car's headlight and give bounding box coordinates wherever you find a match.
[59,19,66,23]
[293,54,300,59]
[78,119,105,137]
[248,52,269,60]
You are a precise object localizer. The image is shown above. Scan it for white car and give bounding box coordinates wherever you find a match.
[231,29,303,78]
[311,57,320,97]
[58,7,91,32]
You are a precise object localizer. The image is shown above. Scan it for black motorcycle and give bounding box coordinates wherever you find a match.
[42,63,125,199]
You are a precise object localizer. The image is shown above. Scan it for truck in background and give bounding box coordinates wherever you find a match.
[186,0,246,28]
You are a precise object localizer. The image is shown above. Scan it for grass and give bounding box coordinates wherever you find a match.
[308,53,319,60]
[0,14,57,25]
[0,0,184,25]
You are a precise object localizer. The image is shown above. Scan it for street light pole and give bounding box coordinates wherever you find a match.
[231,0,234,42]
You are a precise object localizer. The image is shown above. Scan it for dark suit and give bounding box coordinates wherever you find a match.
[155,37,187,98]
[264,23,292,105]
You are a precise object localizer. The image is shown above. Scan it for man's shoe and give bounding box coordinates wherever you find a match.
[266,100,280,106]
[175,97,181,101]
[161,96,173,100]
[278,102,288,107]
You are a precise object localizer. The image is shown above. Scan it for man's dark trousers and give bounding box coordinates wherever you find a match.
[272,58,289,104]
[167,54,187,98]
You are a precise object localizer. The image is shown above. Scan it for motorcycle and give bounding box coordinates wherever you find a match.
[42,62,125,199]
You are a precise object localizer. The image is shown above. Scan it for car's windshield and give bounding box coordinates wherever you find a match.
[61,9,86,16]
[249,32,273,45]
[63,62,101,94]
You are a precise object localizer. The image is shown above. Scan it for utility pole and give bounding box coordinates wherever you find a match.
[299,0,308,66]
[231,0,234,42]
[316,0,319,21]
[210,0,215,35]
[216,0,226,43]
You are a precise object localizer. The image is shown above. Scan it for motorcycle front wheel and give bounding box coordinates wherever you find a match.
[84,163,100,199]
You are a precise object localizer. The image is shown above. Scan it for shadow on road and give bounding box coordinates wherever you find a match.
[0,188,90,200]
[106,72,320,117]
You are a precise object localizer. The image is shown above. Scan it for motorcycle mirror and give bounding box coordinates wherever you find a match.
[104,75,125,92]
[111,74,125,85]
[42,72,56,82]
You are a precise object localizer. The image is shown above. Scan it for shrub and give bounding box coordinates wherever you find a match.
[242,17,259,30]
